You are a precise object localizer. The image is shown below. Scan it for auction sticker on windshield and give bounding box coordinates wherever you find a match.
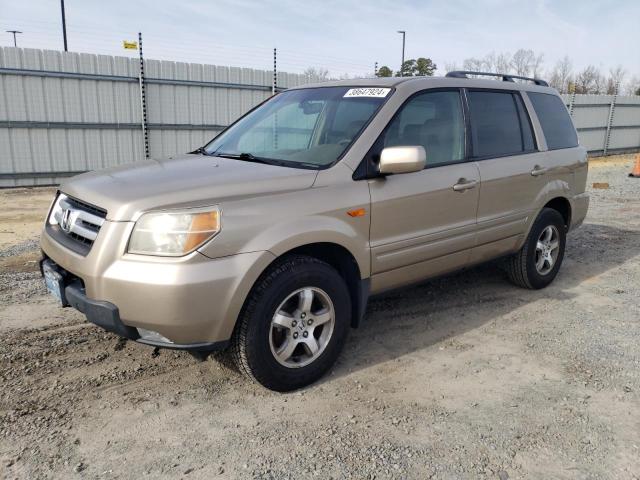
[344,88,391,98]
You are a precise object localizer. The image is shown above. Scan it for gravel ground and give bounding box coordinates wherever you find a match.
[0,156,639,480]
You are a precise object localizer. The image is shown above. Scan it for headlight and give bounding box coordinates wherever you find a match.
[128,206,221,256]
[48,193,68,225]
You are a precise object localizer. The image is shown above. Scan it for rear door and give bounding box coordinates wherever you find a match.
[467,89,546,263]
[368,89,480,292]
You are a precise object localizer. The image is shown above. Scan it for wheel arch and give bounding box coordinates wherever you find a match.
[543,196,572,229]
[283,242,368,328]
[518,194,573,252]
[244,241,369,330]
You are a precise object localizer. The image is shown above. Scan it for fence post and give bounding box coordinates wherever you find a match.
[272,48,277,95]
[138,32,150,159]
[603,83,619,156]
[568,91,576,116]
[272,48,278,150]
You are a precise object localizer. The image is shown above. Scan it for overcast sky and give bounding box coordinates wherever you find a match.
[1,0,638,78]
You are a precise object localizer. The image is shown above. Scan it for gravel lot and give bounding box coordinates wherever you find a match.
[1,156,639,480]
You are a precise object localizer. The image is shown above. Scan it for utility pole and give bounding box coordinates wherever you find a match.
[6,30,22,47]
[60,0,68,51]
[397,30,406,76]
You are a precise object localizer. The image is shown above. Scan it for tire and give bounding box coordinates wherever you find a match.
[231,255,351,391]
[506,208,567,289]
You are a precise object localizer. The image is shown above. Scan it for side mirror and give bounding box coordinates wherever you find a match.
[378,146,426,175]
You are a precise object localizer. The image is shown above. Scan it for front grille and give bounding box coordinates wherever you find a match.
[65,196,107,219]
[47,194,107,256]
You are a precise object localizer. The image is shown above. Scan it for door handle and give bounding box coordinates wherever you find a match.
[452,179,478,192]
[531,165,549,177]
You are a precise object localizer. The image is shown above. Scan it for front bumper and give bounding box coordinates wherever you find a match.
[41,258,229,351]
[40,221,276,346]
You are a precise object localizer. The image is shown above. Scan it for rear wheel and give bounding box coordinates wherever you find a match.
[506,208,566,289]
[231,255,351,391]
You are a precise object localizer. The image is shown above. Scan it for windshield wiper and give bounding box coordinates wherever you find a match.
[190,146,212,155]
[212,152,281,166]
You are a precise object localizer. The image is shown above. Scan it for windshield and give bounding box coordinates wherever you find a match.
[203,86,391,168]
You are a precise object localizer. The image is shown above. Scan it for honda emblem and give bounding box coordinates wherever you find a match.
[61,208,73,233]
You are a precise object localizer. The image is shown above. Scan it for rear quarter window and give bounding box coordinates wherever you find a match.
[528,92,578,150]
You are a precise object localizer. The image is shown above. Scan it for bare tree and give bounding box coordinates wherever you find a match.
[303,67,329,81]
[495,52,512,74]
[482,52,498,72]
[626,75,640,96]
[462,57,484,72]
[575,65,605,94]
[511,49,536,76]
[606,65,626,94]
[532,53,545,77]
[549,56,573,93]
[444,61,459,74]
[462,52,512,74]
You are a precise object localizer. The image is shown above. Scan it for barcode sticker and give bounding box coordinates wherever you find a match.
[344,88,391,98]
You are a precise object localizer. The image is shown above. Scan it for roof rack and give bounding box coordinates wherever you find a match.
[445,71,549,87]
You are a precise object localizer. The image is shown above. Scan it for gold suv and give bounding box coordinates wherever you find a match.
[41,72,589,391]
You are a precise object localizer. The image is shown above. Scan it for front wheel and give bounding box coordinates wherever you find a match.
[506,208,567,289]
[231,255,351,391]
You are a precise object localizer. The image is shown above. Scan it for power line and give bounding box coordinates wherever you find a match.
[0,21,373,77]
[2,19,373,71]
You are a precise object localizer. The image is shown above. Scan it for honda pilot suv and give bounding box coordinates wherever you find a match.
[41,72,589,391]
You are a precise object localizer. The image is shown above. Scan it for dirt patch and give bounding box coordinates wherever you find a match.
[0,187,56,250]
[1,157,639,479]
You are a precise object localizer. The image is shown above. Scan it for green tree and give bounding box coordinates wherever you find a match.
[414,57,437,76]
[376,66,393,77]
[636,87,640,96]
[395,59,416,77]
[394,58,437,77]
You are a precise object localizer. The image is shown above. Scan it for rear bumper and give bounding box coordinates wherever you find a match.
[569,192,589,231]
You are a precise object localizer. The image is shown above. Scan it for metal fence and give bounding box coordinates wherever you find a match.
[0,47,324,187]
[562,93,640,156]
[1,46,640,187]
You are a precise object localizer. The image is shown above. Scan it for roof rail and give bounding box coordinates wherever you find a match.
[446,71,549,87]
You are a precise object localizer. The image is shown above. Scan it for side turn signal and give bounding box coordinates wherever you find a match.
[347,208,366,218]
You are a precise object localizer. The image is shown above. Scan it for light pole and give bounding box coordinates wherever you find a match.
[60,0,68,51]
[397,30,406,76]
[6,30,22,47]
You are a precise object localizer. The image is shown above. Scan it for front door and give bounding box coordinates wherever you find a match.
[367,89,480,293]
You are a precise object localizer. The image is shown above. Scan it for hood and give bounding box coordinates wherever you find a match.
[61,154,318,221]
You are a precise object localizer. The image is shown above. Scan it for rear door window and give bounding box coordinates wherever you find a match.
[528,92,578,150]
[468,90,531,158]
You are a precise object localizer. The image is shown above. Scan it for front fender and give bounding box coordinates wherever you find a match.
[198,164,372,277]
[252,214,370,279]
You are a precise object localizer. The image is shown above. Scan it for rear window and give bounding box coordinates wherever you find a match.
[468,91,535,158]
[528,92,578,150]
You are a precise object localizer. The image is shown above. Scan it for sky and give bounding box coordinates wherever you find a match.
[1,0,638,79]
